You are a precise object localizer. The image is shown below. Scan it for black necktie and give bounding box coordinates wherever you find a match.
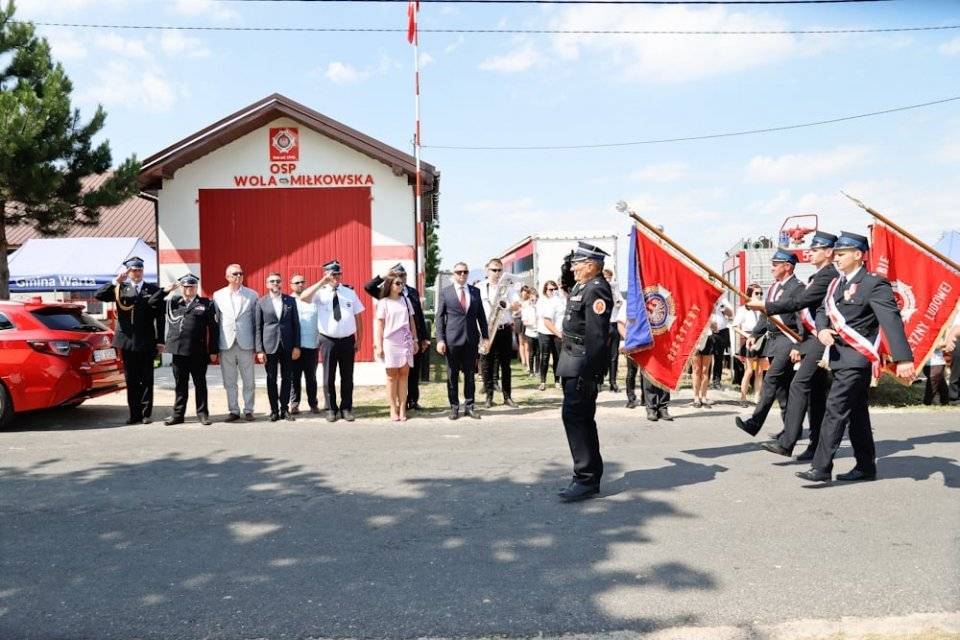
[332,289,342,321]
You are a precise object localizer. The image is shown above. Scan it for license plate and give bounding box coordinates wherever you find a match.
[93,348,117,363]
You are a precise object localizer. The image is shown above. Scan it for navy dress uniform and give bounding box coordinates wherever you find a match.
[756,232,839,459]
[94,256,164,425]
[556,242,613,502]
[798,232,913,482]
[735,249,804,437]
[148,274,219,426]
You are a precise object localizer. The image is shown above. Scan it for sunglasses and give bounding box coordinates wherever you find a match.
[453,270,468,275]
[291,280,305,285]
[267,279,281,284]
[547,287,557,291]
[488,268,502,272]
[230,272,243,276]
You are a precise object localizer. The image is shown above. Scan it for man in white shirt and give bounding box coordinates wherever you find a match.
[212,263,259,422]
[478,258,521,408]
[289,274,320,415]
[301,260,365,422]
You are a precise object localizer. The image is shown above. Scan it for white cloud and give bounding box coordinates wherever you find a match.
[95,33,149,59]
[78,60,181,113]
[628,161,688,183]
[939,37,960,56]
[159,30,211,58]
[444,35,465,55]
[745,146,871,183]
[479,43,544,73]
[15,0,125,16]
[419,52,435,67]
[549,6,798,83]
[44,28,87,61]
[169,0,239,21]
[324,61,368,85]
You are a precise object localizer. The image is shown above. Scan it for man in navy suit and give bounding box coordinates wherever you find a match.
[256,272,301,422]
[797,231,914,482]
[435,262,490,420]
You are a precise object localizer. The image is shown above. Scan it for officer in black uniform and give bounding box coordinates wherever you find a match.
[734,249,804,437]
[556,242,613,503]
[94,256,164,425]
[797,232,914,482]
[148,274,219,426]
[747,231,839,460]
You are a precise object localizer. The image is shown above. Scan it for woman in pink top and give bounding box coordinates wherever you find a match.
[374,274,419,421]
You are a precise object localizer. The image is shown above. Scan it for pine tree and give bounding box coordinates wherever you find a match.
[424,219,441,287]
[0,1,140,299]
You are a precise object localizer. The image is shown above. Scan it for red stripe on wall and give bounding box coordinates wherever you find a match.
[159,248,201,264]
[501,240,534,266]
[372,245,415,260]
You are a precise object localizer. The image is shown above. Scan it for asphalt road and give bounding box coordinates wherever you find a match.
[1,391,958,640]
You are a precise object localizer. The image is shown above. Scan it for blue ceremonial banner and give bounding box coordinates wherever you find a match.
[624,226,654,353]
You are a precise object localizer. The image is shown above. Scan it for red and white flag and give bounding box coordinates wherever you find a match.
[407,1,419,44]
[868,222,960,373]
[629,227,724,391]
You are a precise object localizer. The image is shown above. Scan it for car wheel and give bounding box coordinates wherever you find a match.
[0,384,13,430]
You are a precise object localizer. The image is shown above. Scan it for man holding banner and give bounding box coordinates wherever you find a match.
[797,231,914,483]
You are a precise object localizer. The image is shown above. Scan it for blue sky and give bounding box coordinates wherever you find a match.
[17,0,960,281]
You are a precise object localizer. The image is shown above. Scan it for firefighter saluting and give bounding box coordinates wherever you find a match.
[556,242,613,503]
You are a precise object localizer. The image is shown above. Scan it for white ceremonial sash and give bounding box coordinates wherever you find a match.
[824,277,881,376]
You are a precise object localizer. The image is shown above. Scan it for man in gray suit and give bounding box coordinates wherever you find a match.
[256,272,301,421]
[213,263,259,422]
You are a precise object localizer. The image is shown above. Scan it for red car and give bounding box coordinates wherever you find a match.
[0,299,125,429]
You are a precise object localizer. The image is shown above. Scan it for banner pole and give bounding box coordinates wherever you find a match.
[842,192,960,273]
[616,201,803,343]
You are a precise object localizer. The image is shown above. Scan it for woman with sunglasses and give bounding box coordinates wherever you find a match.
[732,283,767,405]
[536,280,564,391]
[374,273,419,421]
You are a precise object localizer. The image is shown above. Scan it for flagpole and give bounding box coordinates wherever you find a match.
[411,2,424,290]
[616,201,803,343]
[842,192,960,273]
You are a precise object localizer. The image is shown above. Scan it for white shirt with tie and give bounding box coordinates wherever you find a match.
[315,285,365,339]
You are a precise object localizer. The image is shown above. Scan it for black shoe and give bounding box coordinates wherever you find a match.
[409,402,425,411]
[646,408,659,421]
[125,417,140,425]
[767,430,784,440]
[269,413,280,422]
[484,395,494,409]
[760,441,792,457]
[224,413,241,423]
[244,413,255,422]
[610,385,620,393]
[198,414,212,426]
[558,482,600,503]
[283,412,296,422]
[836,468,876,482]
[659,408,674,422]
[795,447,816,462]
[735,417,760,437]
[449,406,460,420]
[464,405,481,420]
[164,416,184,426]
[503,397,518,408]
[795,469,831,482]
[625,400,637,409]
[341,410,355,422]
[309,406,321,414]
[142,417,152,425]
[289,405,300,415]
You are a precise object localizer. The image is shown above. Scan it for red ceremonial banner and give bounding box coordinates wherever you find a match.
[629,228,724,391]
[868,222,960,373]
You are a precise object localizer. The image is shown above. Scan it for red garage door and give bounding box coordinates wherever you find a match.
[199,187,373,361]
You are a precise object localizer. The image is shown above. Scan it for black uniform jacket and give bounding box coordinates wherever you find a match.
[94,281,164,352]
[365,277,428,342]
[765,264,839,355]
[814,268,913,370]
[751,275,804,357]
[148,290,219,357]
[556,276,613,380]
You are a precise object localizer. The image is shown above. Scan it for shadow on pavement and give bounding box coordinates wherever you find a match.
[0,453,725,639]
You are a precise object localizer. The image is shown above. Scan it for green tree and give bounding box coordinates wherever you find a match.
[424,219,440,287]
[0,1,140,299]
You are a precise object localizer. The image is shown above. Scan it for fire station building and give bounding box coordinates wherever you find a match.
[138,94,439,362]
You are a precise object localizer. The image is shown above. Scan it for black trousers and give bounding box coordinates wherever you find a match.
[121,348,155,421]
[751,338,794,427]
[778,345,831,452]
[923,364,949,405]
[481,327,513,398]
[525,334,540,374]
[407,348,424,406]
[171,353,208,419]
[265,348,296,415]
[642,376,670,410]
[812,366,874,474]
[291,347,319,409]
[625,358,644,404]
[712,329,730,383]
[538,333,560,384]
[949,344,960,402]
[608,331,621,387]
[318,334,355,412]
[446,343,478,407]
[562,376,602,486]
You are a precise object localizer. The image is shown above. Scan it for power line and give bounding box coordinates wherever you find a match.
[20,20,958,35]
[421,96,960,150]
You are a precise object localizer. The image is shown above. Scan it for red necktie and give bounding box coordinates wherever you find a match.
[459,286,467,310]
